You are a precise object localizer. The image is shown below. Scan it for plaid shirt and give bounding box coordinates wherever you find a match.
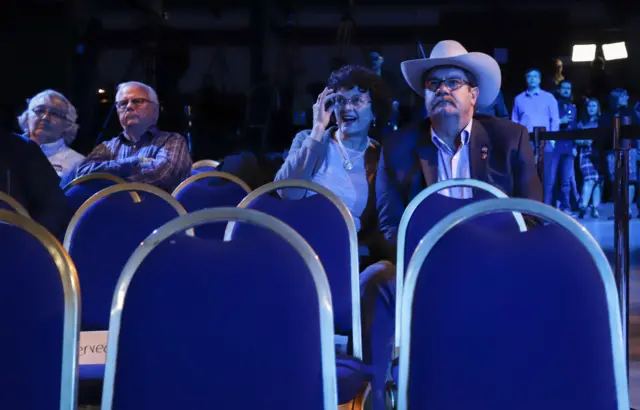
[75,126,192,192]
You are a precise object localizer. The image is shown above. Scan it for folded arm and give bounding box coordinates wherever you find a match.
[75,142,138,179]
[126,135,192,191]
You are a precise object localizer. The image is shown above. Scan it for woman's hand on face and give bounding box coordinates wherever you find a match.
[312,87,336,131]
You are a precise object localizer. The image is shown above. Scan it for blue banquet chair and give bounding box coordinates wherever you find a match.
[226,179,371,407]
[100,208,338,410]
[0,190,30,216]
[394,178,526,349]
[0,210,80,410]
[396,198,629,410]
[63,173,127,214]
[63,183,191,380]
[190,159,220,175]
[172,171,252,239]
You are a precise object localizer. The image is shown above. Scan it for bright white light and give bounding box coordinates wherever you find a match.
[602,42,628,61]
[98,89,105,94]
[572,44,596,62]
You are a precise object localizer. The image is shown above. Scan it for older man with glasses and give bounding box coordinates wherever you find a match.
[18,89,85,187]
[376,40,542,247]
[75,81,192,191]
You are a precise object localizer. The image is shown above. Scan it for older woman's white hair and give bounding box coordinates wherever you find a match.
[17,89,80,144]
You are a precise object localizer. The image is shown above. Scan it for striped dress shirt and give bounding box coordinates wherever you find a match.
[75,126,192,192]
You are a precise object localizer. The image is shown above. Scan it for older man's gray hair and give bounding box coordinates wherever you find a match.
[17,89,80,144]
[116,81,160,104]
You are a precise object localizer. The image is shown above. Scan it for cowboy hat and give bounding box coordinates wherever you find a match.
[401,40,501,109]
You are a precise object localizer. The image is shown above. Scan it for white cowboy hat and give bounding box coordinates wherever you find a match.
[401,40,501,109]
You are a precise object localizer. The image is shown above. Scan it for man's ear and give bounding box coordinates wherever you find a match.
[471,87,480,106]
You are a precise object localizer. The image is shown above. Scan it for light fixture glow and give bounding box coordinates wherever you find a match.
[98,89,105,94]
[571,44,596,62]
[602,42,628,61]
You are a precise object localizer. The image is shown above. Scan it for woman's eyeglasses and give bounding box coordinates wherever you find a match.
[115,98,154,110]
[331,96,371,109]
[31,106,69,122]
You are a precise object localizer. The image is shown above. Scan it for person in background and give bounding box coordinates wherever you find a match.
[576,98,602,218]
[550,79,578,214]
[17,89,85,187]
[601,88,638,218]
[75,81,192,192]
[511,68,560,205]
[0,131,70,238]
[275,65,394,410]
[475,89,508,119]
[546,58,565,92]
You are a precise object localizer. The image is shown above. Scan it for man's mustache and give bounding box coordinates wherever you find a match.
[432,98,456,108]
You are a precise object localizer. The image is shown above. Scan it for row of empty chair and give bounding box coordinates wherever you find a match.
[0,165,631,409]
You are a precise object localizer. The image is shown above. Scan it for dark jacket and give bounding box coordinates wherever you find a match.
[275,127,394,262]
[376,114,543,247]
[0,132,70,239]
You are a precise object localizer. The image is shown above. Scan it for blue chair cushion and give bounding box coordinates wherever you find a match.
[336,353,371,404]
[65,179,120,214]
[407,222,618,409]
[0,223,65,409]
[111,231,329,409]
[404,193,520,275]
[68,191,183,330]
[235,194,354,333]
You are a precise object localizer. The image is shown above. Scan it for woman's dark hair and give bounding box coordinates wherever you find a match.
[327,64,392,130]
[579,98,601,124]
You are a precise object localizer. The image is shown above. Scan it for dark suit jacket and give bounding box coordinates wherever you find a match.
[0,132,70,239]
[376,114,543,246]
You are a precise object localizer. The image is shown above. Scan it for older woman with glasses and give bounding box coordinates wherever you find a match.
[275,65,395,410]
[18,89,84,187]
[276,65,393,264]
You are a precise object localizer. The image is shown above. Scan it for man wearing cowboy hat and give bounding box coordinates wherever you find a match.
[376,40,542,246]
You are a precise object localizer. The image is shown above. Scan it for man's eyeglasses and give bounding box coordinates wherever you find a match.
[331,96,371,109]
[424,78,472,92]
[31,106,69,122]
[115,98,154,110]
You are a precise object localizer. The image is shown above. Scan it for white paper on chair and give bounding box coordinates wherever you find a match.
[79,331,109,365]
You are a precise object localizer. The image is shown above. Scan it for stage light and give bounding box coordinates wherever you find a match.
[98,89,105,94]
[571,44,596,62]
[602,42,628,61]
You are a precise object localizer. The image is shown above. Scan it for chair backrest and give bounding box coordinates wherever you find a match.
[172,171,252,239]
[64,183,191,330]
[101,207,337,410]
[225,179,362,359]
[192,159,220,171]
[397,198,628,410]
[63,173,128,214]
[0,191,29,216]
[394,178,527,348]
[0,210,80,410]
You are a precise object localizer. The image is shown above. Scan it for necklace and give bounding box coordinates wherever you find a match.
[335,135,369,170]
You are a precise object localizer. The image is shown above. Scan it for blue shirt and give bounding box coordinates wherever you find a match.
[431,119,473,198]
